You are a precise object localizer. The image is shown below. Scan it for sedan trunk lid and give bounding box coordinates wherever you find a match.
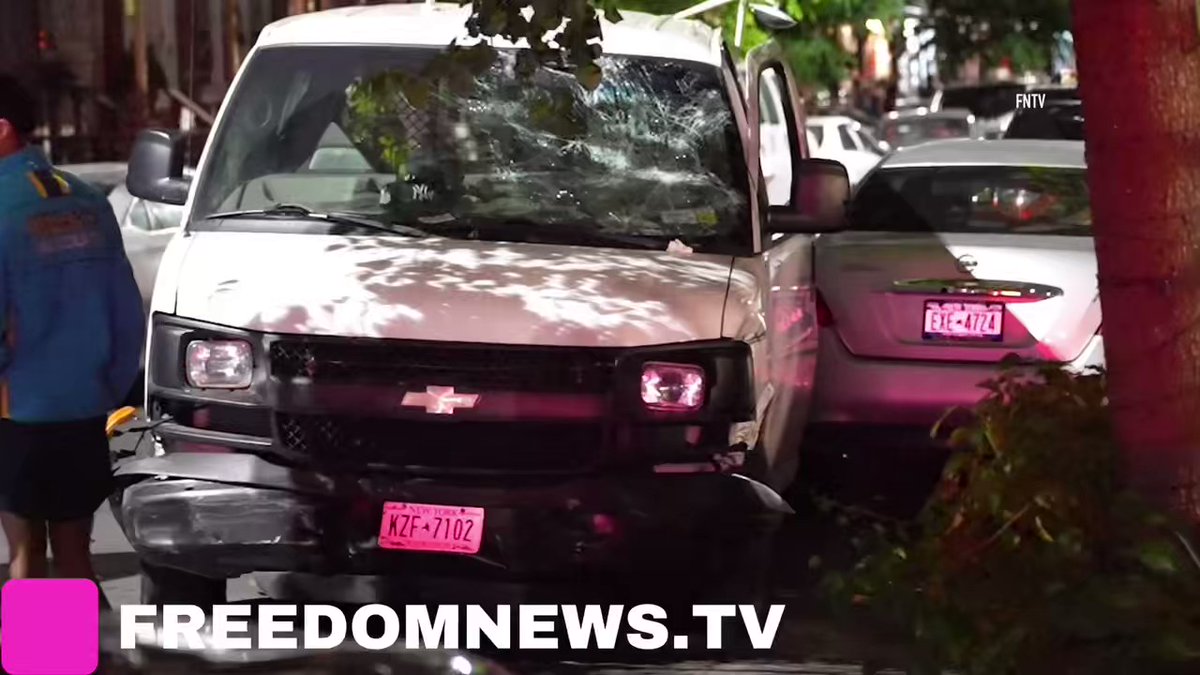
[815,231,1099,364]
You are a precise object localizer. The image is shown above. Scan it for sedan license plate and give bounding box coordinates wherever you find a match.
[923,301,1004,341]
[378,501,485,555]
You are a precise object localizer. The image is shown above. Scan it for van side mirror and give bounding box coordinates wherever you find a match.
[127,129,190,206]
[768,158,850,234]
[750,4,798,30]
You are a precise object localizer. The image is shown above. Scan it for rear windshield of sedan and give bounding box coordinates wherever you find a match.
[880,118,972,147]
[848,166,1091,235]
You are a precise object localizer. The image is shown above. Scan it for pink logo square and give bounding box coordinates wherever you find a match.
[2,579,99,674]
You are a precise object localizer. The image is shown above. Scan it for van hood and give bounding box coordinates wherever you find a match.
[171,232,736,348]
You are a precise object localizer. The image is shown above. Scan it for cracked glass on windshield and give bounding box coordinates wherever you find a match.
[191,45,752,254]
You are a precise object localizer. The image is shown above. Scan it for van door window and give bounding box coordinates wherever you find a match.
[756,64,797,208]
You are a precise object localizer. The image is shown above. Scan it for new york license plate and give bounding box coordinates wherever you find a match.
[378,501,485,555]
[923,301,1004,341]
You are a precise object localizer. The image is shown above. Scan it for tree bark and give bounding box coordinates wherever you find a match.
[1073,0,1200,520]
[133,0,149,103]
[225,0,243,81]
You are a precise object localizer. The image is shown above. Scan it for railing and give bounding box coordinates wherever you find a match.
[31,84,215,166]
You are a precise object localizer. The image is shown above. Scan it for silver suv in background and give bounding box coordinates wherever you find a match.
[930,82,1027,138]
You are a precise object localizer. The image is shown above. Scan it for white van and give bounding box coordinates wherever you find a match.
[116,4,849,604]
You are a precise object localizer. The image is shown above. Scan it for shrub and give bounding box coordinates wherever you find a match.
[822,365,1200,675]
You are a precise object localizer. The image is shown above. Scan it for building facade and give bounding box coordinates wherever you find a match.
[11,0,403,162]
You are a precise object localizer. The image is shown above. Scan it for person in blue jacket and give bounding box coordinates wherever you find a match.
[0,74,144,592]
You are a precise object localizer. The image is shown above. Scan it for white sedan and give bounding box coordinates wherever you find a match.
[805,115,883,187]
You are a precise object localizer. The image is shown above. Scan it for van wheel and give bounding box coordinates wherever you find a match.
[707,527,774,607]
[678,534,774,653]
[743,441,799,495]
[140,562,227,608]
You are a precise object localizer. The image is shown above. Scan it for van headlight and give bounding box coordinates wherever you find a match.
[186,340,253,389]
[641,362,706,411]
[616,342,753,421]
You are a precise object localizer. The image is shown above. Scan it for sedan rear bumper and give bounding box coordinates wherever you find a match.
[810,328,1104,427]
[115,453,789,582]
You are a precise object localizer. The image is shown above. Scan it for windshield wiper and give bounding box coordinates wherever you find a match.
[203,204,430,238]
[459,218,668,250]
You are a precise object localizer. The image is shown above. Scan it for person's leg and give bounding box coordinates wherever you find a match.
[1,512,48,579]
[44,418,115,608]
[0,420,48,579]
[47,516,96,580]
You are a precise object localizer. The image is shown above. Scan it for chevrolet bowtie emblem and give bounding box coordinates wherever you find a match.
[401,386,480,415]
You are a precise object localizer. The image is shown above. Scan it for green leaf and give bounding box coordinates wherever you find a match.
[1138,540,1182,575]
[1034,515,1054,543]
[574,62,603,90]
[1157,632,1200,661]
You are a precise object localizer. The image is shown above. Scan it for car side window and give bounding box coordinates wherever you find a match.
[146,202,184,231]
[126,200,181,232]
[838,124,858,151]
[856,128,884,154]
[126,200,153,231]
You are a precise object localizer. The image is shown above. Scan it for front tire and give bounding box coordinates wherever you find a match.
[140,562,227,608]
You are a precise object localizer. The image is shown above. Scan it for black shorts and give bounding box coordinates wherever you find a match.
[0,417,113,522]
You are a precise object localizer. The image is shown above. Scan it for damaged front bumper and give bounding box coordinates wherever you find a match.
[115,453,791,582]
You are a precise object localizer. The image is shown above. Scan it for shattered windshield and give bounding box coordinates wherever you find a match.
[191,45,752,253]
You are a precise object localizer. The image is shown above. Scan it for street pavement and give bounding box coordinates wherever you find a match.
[0,507,916,673]
[0,423,941,673]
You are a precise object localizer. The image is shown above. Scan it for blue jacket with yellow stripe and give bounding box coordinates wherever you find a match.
[0,146,145,422]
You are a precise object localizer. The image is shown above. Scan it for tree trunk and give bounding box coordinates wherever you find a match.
[225,0,242,81]
[133,0,149,104]
[1073,0,1200,520]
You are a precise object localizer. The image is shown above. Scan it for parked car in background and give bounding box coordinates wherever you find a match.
[892,95,930,112]
[806,115,882,186]
[1025,85,1078,104]
[808,140,1102,450]
[62,163,190,312]
[930,82,1026,138]
[60,162,129,196]
[1004,100,1084,141]
[877,108,977,151]
[107,182,188,311]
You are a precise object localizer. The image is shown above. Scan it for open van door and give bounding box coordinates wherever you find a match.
[740,43,846,490]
